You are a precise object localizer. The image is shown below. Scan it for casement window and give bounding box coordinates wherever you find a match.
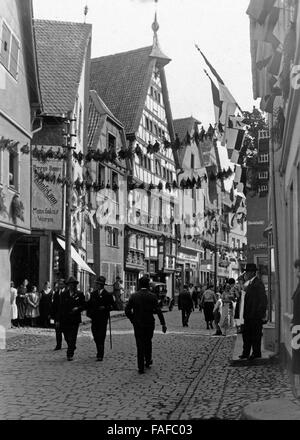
[106,227,119,247]
[0,21,20,79]
[145,117,150,131]
[129,233,137,249]
[150,238,158,257]
[258,153,269,163]
[9,151,18,189]
[258,171,268,179]
[155,159,161,176]
[98,164,105,185]
[108,133,116,151]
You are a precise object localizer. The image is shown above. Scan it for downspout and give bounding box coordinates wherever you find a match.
[270,113,281,356]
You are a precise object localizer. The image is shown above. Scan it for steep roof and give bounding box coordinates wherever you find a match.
[34,20,92,116]
[90,46,155,135]
[173,117,201,143]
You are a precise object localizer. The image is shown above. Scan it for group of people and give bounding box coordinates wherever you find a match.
[10,276,125,330]
[177,263,268,360]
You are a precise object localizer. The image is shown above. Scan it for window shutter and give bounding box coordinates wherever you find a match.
[0,23,11,70]
[9,34,19,78]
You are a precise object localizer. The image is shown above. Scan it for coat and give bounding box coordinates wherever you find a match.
[178,291,194,311]
[86,288,115,321]
[51,288,65,322]
[39,289,53,319]
[125,289,166,328]
[56,288,85,325]
[243,277,267,321]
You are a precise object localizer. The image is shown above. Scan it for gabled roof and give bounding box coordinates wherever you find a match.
[34,20,92,116]
[88,90,124,150]
[90,46,155,135]
[173,117,201,143]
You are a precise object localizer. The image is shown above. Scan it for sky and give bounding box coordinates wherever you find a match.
[32,0,257,128]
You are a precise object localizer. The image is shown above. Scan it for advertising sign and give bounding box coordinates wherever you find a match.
[31,158,64,230]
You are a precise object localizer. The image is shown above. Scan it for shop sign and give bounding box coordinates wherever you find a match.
[31,157,63,230]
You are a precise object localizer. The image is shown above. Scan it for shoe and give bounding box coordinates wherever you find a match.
[96,356,103,361]
[54,346,61,351]
[138,369,144,374]
[238,354,249,359]
[67,356,73,361]
[248,354,261,360]
[145,360,153,368]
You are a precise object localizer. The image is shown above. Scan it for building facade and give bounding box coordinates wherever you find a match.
[0,0,42,335]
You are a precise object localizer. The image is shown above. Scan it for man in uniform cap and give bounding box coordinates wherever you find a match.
[56,276,85,361]
[85,276,116,361]
[239,263,268,360]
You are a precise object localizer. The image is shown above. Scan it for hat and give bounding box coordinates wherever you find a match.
[65,276,79,285]
[96,276,107,285]
[245,263,257,272]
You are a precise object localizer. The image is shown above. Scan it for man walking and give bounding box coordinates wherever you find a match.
[85,276,116,361]
[178,284,194,327]
[56,276,85,361]
[239,263,268,360]
[125,276,167,374]
[51,278,65,350]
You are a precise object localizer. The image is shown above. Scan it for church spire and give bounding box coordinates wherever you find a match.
[149,9,171,66]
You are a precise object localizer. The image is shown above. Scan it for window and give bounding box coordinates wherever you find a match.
[150,86,154,97]
[191,154,195,169]
[108,133,116,151]
[157,92,161,104]
[0,21,20,79]
[162,167,166,179]
[155,160,161,176]
[9,151,18,188]
[232,238,236,249]
[106,227,112,246]
[129,234,137,249]
[98,164,105,185]
[137,236,144,251]
[106,227,119,247]
[78,104,82,141]
[258,153,269,163]
[258,171,269,179]
[145,117,150,131]
[150,238,158,257]
[145,238,150,258]
[237,239,240,249]
[259,184,268,192]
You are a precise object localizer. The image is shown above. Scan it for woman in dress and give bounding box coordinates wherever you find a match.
[39,281,53,327]
[16,279,29,327]
[10,281,18,328]
[26,285,40,327]
[220,284,232,335]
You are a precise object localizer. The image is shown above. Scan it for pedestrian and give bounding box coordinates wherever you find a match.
[39,281,53,328]
[51,278,65,351]
[199,284,216,330]
[56,276,85,361]
[239,263,268,360]
[16,279,29,327]
[178,284,194,327]
[113,276,124,311]
[10,281,18,328]
[234,274,246,333]
[291,259,300,374]
[190,284,198,309]
[125,275,167,374]
[85,276,116,361]
[25,285,40,327]
[213,292,223,336]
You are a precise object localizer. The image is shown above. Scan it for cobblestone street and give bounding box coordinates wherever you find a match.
[0,309,294,420]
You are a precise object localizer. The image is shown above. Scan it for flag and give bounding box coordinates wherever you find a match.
[229,130,245,163]
[196,45,224,84]
[204,69,222,125]
[225,115,246,162]
[252,6,280,48]
[246,0,276,25]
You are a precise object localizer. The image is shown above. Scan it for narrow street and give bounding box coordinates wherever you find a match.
[0,310,293,420]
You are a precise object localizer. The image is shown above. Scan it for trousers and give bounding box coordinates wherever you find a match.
[61,323,80,357]
[133,324,154,371]
[55,323,63,348]
[181,309,191,326]
[242,319,263,357]
[91,318,109,358]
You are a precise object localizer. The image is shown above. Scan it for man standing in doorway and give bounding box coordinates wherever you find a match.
[239,263,268,360]
[85,276,116,361]
[125,276,167,374]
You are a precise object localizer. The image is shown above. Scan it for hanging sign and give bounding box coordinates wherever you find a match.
[31,156,64,230]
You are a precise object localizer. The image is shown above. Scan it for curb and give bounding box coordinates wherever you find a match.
[242,398,300,420]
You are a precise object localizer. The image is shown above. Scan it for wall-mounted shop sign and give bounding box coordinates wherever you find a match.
[31,157,64,230]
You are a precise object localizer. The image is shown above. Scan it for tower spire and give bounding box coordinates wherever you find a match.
[149,5,171,66]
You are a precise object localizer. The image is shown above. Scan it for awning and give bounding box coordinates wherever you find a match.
[56,237,96,275]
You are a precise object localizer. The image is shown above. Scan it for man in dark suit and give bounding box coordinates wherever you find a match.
[178,284,194,327]
[56,276,85,361]
[51,278,65,350]
[125,276,167,374]
[239,263,268,360]
[85,276,116,361]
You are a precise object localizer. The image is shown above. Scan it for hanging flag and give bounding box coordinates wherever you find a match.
[229,130,245,163]
[195,45,225,84]
[204,69,222,127]
[252,6,280,48]
[246,0,276,25]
